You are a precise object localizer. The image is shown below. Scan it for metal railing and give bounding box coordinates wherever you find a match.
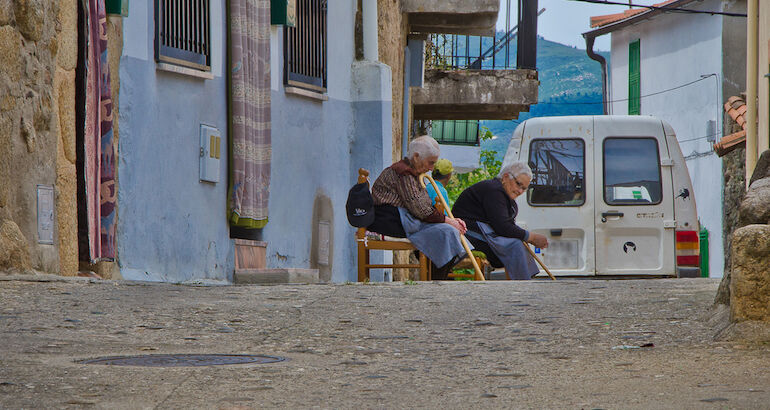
[155,0,211,71]
[425,0,538,71]
[284,0,328,91]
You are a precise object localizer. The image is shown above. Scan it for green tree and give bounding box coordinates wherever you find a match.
[445,128,501,204]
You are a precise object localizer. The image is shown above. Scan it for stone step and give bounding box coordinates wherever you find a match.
[234,268,319,284]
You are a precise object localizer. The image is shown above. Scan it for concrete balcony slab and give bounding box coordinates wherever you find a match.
[403,0,499,36]
[412,69,539,120]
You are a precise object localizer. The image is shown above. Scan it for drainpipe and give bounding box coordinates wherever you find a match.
[746,0,758,185]
[583,33,609,115]
[362,0,378,61]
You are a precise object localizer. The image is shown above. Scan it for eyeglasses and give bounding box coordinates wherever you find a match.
[511,175,529,191]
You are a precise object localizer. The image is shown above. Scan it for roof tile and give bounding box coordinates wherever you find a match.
[590,0,682,28]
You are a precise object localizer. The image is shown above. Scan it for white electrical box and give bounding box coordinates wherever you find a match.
[199,124,221,183]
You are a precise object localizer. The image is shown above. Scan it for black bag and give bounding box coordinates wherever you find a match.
[345,182,375,228]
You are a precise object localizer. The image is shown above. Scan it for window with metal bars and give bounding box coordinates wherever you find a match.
[284,0,327,92]
[155,0,211,71]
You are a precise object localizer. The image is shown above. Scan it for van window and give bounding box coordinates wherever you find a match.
[527,139,585,206]
[603,137,662,205]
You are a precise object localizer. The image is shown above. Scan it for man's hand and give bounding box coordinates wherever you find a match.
[527,232,548,248]
[446,217,467,235]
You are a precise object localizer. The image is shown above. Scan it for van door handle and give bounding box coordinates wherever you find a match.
[601,211,624,223]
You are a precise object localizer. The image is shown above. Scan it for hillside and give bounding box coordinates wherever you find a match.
[479,36,609,158]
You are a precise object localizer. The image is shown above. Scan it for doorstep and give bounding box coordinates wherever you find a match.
[234,268,319,284]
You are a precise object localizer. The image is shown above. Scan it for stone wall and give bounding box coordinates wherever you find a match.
[54,0,78,276]
[714,148,745,304]
[720,150,770,327]
[0,0,75,274]
[377,0,412,281]
[378,0,407,163]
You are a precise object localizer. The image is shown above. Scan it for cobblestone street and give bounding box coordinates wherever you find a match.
[1,275,768,409]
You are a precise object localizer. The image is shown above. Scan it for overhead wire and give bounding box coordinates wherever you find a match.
[568,0,747,17]
[535,75,712,105]
[484,74,724,148]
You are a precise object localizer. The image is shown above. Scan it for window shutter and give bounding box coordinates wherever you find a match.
[628,39,641,115]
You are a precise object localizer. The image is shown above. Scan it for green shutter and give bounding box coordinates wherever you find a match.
[628,40,641,115]
[431,120,481,146]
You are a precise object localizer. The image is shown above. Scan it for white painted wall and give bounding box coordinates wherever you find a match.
[607,0,725,278]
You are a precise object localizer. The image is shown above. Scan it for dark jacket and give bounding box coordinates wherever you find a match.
[452,178,528,240]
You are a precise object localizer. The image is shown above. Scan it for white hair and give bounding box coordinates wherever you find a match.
[498,161,532,180]
[407,135,440,160]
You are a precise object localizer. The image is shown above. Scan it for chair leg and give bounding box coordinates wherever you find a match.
[419,252,428,281]
[357,241,367,282]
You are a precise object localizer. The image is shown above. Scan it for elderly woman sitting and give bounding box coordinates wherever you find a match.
[452,161,549,280]
[368,136,468,279]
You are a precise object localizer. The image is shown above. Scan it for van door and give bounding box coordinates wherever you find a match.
[593,123,675,275]
[517,119,595,276]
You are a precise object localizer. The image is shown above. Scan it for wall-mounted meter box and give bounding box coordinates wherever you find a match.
[200,124,221,183]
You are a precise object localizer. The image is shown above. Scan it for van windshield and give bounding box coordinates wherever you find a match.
[527,139,585,206]
[603,137,662,205]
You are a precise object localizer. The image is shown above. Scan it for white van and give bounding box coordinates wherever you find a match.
[503,115,700,278]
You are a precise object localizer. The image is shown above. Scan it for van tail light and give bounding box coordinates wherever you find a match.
[676,230,700,266]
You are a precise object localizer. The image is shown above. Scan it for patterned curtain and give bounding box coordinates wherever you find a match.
[228,0,272,229]
[82,0,116,261]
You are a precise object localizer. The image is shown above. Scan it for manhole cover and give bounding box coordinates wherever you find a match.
[77,354,286,367]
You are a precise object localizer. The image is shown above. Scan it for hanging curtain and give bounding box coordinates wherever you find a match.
[81,0,116,261]
[228,0,272,230]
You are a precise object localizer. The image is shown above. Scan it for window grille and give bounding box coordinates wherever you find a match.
[155,0,211,71]
[284,0,327,91]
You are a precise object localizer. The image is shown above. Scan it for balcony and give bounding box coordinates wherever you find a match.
[412,1,539,122]
[403,0,499,36]
[413,68,538,120]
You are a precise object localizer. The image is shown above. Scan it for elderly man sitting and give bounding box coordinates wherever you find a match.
[368,136,469,279]
[452,161,549,280]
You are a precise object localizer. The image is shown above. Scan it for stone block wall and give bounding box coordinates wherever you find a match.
[377,0,412,280]
[0,0,76,275]
[726,150,770,323]
[378,0,407,163]
[730,224,770,322]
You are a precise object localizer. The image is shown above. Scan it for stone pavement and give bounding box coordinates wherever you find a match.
[1,275,769,409]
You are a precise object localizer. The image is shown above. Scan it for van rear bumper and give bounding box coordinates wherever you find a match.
[677,267,701,278]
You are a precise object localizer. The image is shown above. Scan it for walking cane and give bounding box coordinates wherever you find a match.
[419,174,485,281]
[523,242,556,280]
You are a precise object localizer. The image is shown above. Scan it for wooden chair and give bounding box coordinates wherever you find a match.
[355,169,431,282]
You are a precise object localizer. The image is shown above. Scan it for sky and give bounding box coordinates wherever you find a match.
[496,0,660,51]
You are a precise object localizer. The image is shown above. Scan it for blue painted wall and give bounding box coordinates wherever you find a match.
[117,0,233,282]
[117,0,392,283]
[265,3,393,283]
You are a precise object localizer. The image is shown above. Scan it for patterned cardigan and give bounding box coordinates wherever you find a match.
[371,159,445,223]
